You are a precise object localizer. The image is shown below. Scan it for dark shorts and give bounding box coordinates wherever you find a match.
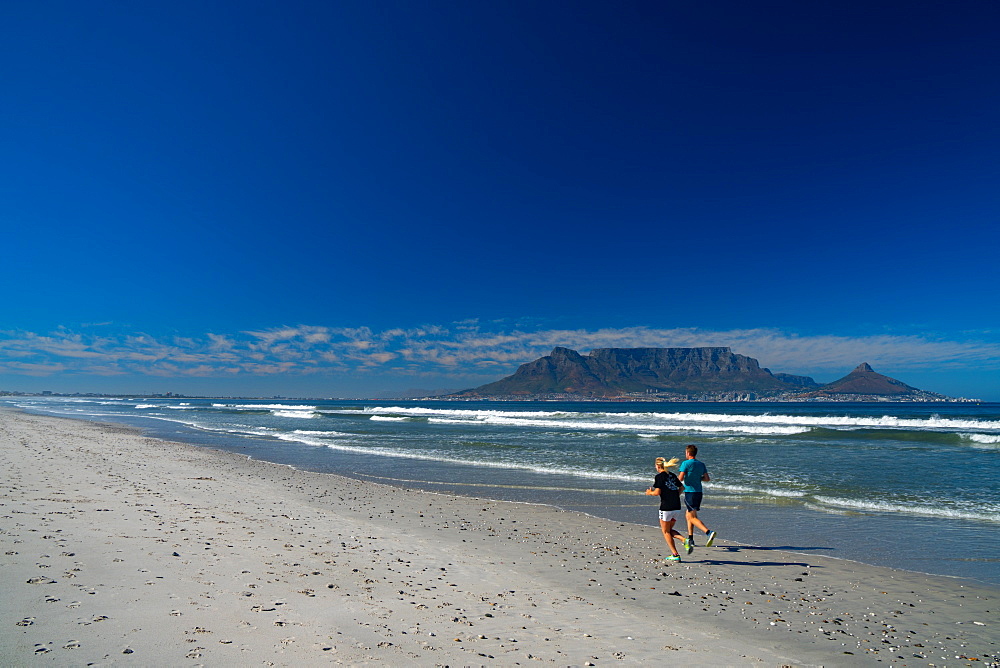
[684,492,703,512]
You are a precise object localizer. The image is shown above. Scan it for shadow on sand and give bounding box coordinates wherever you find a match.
[689,545,824,567]
[697,558,813,567]
[720,545,833,552]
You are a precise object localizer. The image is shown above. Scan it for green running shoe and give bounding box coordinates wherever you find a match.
[705,530,717,547]
[683,537,694,554]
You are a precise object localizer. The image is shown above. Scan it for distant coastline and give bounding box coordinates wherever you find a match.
[423,394,983,403]
[1,390,983,404]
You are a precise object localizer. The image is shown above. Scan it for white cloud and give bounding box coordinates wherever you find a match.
[0,323,998,384]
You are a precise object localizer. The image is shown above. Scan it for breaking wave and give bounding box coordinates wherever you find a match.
[271,410,317,419]
[812,495,1000,523]
[358,405,999,440]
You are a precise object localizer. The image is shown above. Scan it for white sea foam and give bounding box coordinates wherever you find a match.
[183,425,353,447]
[357,405,1000,435]
[214,403,319,412]
[813,495,1000,523]
[183,424,316,445]
[134,404,158,409]
[320,440,648,483]
[369,416,411,422]
[714,483,808,498]
[362,406,572,419]
[611,411,1000,432]
[272,410,317,419]
[967,433,1000,444]
[427,415,809,435]
[718,484,1000,521]
[275,432,329,446]
[182,424,642,482]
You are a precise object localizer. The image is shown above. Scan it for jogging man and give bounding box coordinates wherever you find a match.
[677,444,716,554]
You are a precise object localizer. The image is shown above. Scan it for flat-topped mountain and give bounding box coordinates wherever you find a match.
[453,347,952,401]
[455,346,814,399]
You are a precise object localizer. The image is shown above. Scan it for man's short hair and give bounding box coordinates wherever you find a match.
[685,444,698,457]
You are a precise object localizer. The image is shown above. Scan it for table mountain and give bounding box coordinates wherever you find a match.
[455,346,818,398]
[453,348,953,401]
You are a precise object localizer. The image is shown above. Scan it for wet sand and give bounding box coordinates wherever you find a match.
[1,408,997,666]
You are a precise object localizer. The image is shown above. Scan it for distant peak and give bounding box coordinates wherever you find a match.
[853,362,875,373]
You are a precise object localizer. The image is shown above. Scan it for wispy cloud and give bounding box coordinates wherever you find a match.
[1,323,998,381]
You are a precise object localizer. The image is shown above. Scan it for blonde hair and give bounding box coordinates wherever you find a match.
[655,456,680,470]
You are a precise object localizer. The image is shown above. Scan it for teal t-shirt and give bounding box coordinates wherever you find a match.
[678,458,707,493]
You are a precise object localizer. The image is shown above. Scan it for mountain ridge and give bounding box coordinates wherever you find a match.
[451,347,955,402]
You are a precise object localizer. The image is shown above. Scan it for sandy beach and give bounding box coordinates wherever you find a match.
[1,408,996,667]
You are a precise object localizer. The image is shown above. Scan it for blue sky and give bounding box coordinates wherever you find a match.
[2,0,998,399]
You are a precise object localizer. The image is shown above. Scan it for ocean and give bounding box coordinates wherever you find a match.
[5,396,999,586]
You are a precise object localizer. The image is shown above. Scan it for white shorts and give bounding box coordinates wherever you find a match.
[658,509,683,523]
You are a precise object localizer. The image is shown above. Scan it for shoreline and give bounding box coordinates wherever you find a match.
[2,408,997,666]
[8,397,999,586]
